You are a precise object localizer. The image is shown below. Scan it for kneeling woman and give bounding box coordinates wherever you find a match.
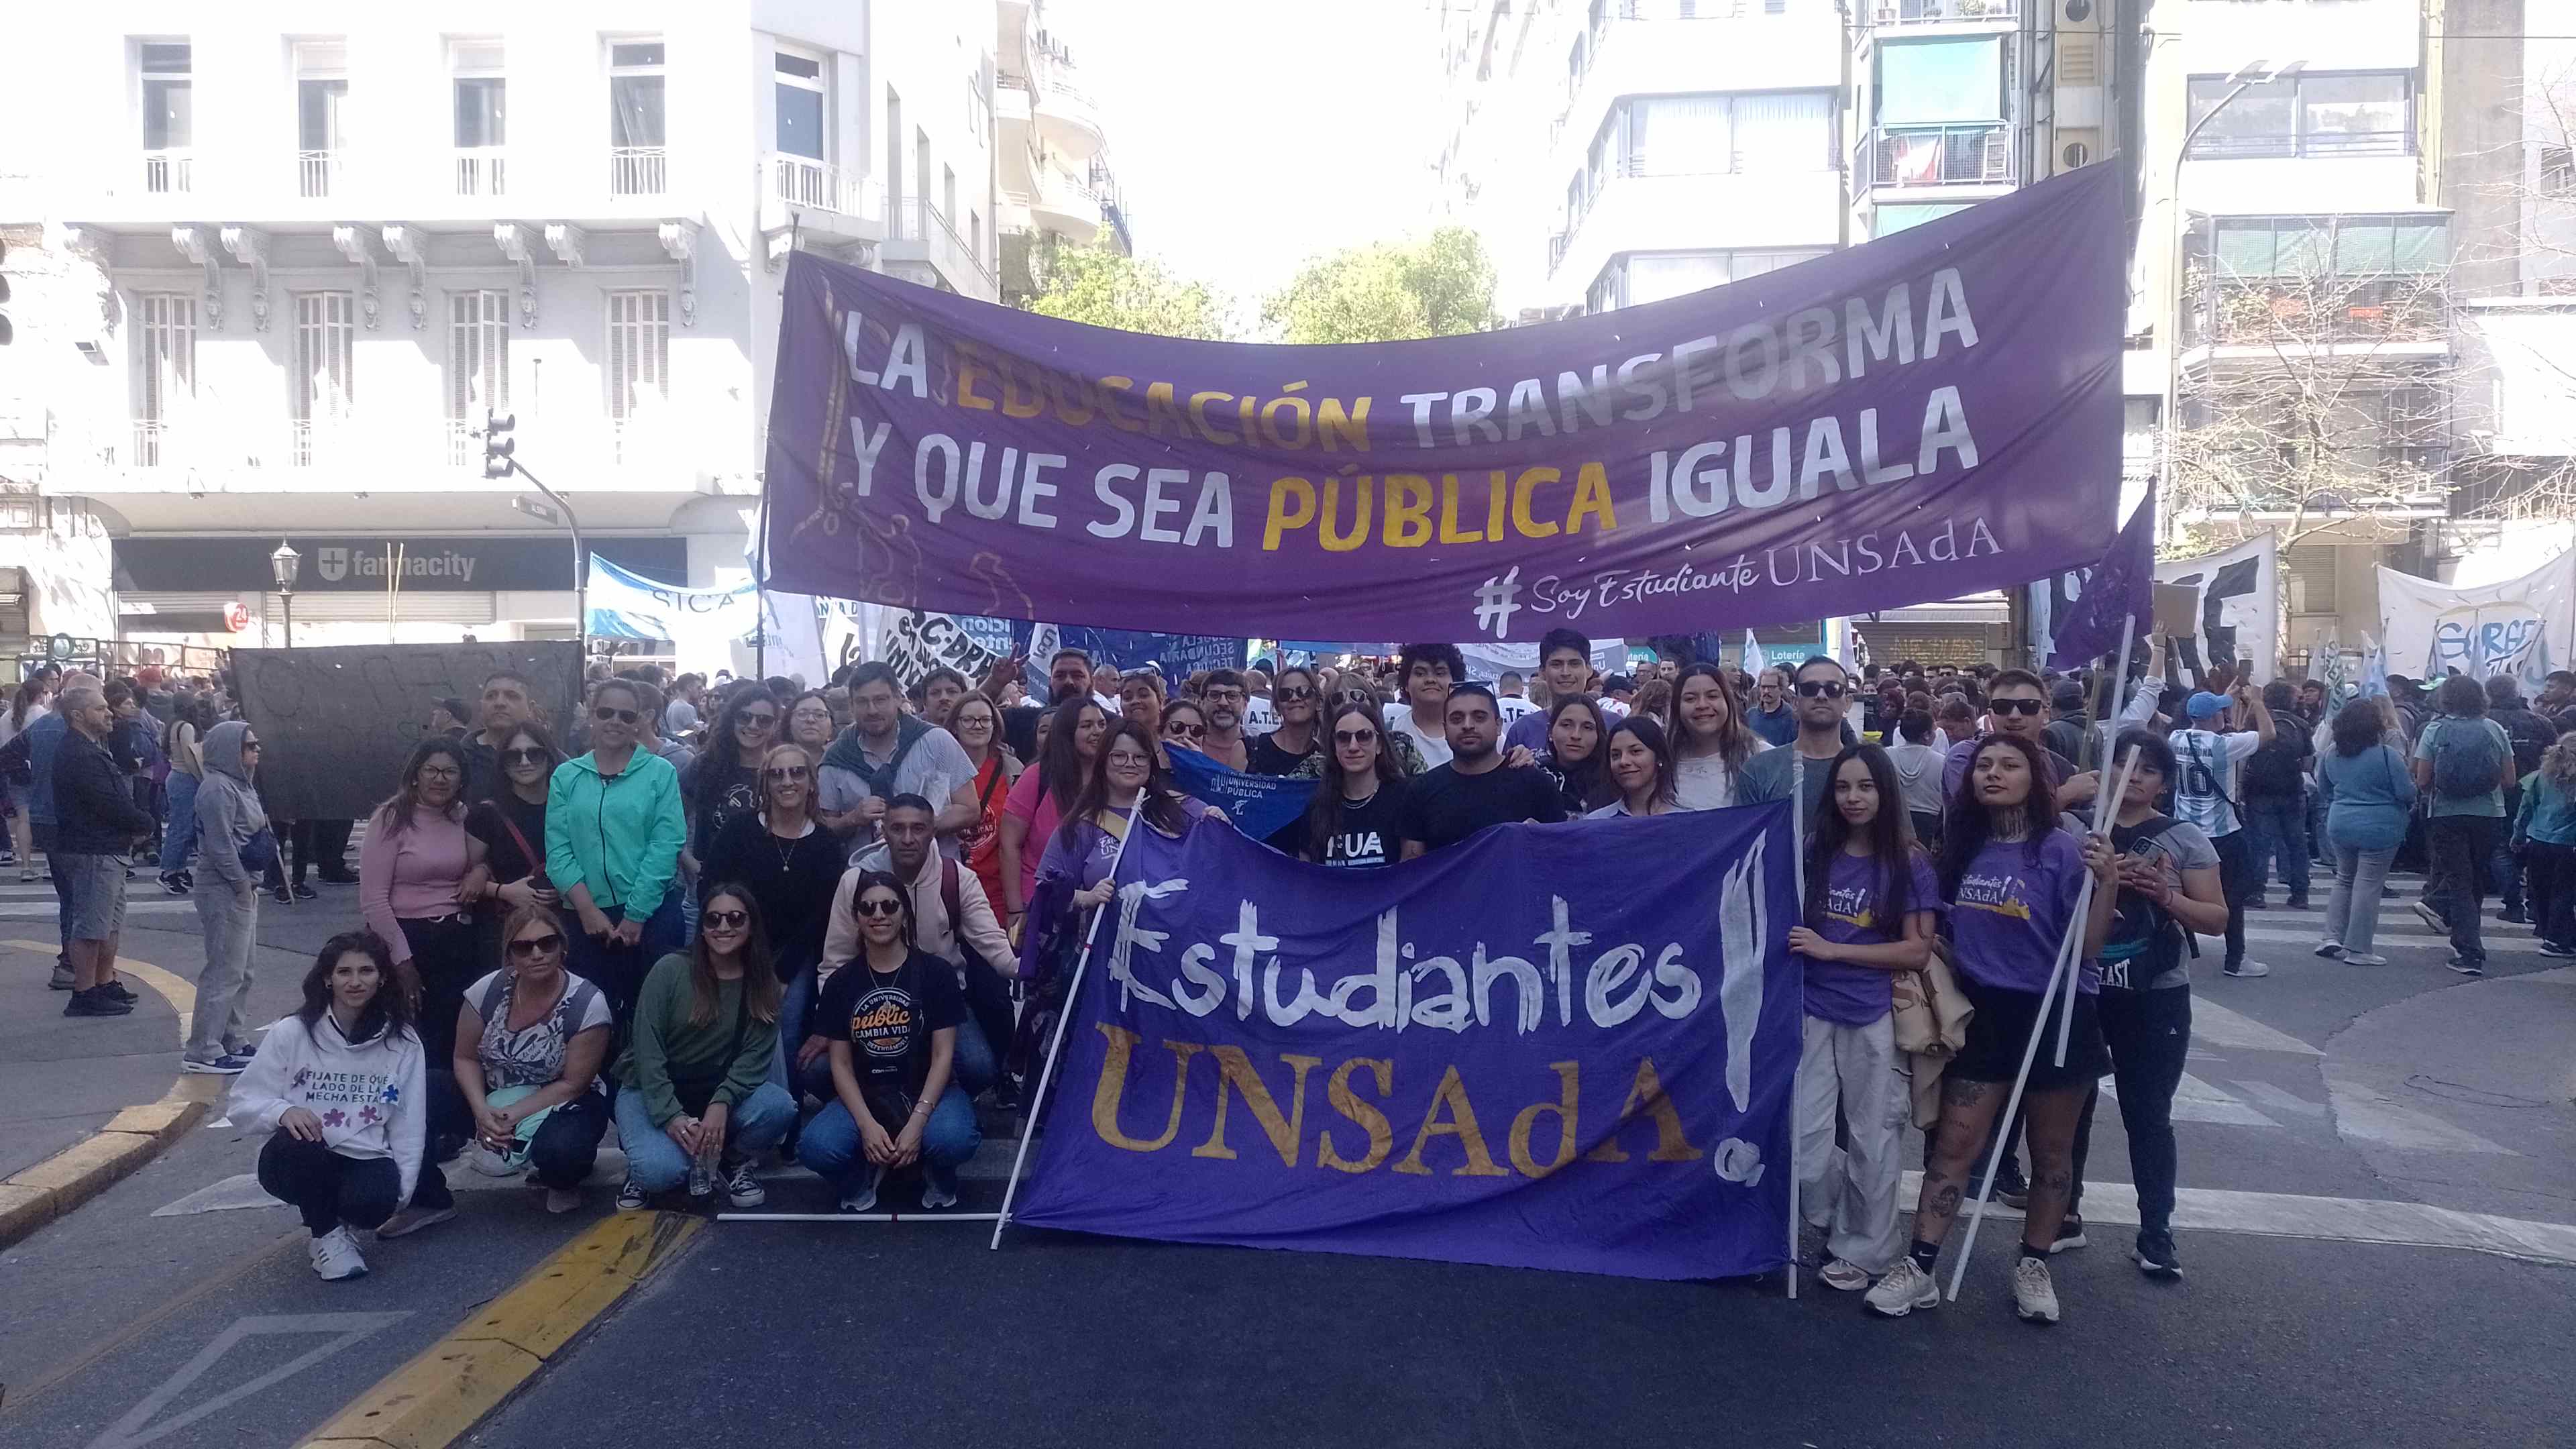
[1866,734,2115,1326]
[451,904,614,1214]
[798,871,981,1212]
[611,885,795,1212]
[231,931,429,1281]
[1786,744,1938,1293]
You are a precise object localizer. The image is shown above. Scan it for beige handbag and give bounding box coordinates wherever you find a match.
[1894,939,1974,1130]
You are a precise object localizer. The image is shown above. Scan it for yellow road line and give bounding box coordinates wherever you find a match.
[297,1210,702,1449]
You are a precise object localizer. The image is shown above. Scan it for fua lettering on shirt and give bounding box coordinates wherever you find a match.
[1325,828,1388,867]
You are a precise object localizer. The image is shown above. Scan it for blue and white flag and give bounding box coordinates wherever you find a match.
[1163,745,1316,845]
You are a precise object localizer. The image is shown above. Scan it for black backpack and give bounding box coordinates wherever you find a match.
[2241,736,2306,798]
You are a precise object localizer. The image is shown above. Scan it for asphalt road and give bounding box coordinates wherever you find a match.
[3,879,2569,1449]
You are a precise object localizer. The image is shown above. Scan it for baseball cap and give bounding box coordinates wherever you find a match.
[2186,691,2230,720]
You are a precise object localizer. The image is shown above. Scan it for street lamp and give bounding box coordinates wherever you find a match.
[2161,58,2306,532]
[268,539,301,649]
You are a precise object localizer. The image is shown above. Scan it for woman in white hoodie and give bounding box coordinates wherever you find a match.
[229,930,429,1281]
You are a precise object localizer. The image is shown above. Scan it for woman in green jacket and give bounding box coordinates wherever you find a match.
[546,678,686,1026]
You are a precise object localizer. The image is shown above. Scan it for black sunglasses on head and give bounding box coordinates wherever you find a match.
[1990,698,2047,716]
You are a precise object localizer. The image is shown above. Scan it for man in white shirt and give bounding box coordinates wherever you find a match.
[2171,682,2276,979]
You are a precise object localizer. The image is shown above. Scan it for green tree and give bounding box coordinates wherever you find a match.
[1260,227,1501,344]
[1022,242,1233,341]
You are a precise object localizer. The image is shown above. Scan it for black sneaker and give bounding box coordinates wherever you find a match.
[2500,908,2530,925]
[64,986,135,1017]
[292,881,319,901]
[2135,1230,2184,1279]
[100,979,138,1003]
[2047,1215,2089,1254]
[2540,941,2576,959]
[2445,953,2485,977]
[2284,896,2311,910]
[1976,1161,2030,1206]
[160,871,191,896]
[272,884,294,906]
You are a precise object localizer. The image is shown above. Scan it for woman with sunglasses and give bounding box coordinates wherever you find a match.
[799,871,980,1212]
[1587,716,1684,818]
[460,722,561,965]
[1303,702,1408,867]
[545,678,687,1029]
[1158,698,1211,764]
[680,687,779,898]
[999,698,1109,930]
[1539,695,1611,816]
[359,738,478,1072]
[612,884,792,1210]
[703,743,845,989]
[450,904,612,1215]
[951,694,1021,909]
[1247,666,1326,776]
[1670,662,1767,810]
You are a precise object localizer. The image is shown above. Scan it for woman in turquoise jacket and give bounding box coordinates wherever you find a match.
[2510,730,2576,955]
[546,678,686,1026]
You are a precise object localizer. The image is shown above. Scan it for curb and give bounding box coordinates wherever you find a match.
[297,1210,702,1449]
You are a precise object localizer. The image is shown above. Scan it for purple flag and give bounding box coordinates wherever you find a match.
[1011,803,1801,1281]
[2047,484,2157,669]
[763,167,2125,642]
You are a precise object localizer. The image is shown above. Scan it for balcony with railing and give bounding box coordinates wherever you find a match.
[103,415,698,485]
[2185,277,2449,351]
[453,147,506,197]
[881,198,998,303]
[610,146,667,197]
[1855,123,2017,191]
[1859,0,2018,28]
[142,150,193,195]
[1547,163,1843,290]
[1033,70,1105,152]
[296,150,344,199]
[757,154,885,248]
[1551,7,1841,159]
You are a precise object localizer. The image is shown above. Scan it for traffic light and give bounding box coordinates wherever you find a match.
[0,238,13,346]
[482,409,515,479]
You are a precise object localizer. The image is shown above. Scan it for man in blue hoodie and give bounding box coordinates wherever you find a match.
[54,684,155,1016]
[27,670,99,991]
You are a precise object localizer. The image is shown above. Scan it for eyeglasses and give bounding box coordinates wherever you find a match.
[853,898,902,918]
[703,909,751,930]
[506,932,564,959]
[1165,722,1205,739]
[1106,751,1152,768]
[1334,729,1378,746]
[737,712,776,729]
[1277,686,1316,701]
[502,747,547,765]
[592,706,639,724]
[764,764,810,782]
[1990,698,2047,717]
[1794,681,1845,698]
[418,765,462,780]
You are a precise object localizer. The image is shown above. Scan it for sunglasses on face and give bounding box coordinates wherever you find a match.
[502,747,547,765]
[1990,698,2047,716]
[737,713,776,729]
[1334,729,1379,746]
[1277,686,1316,701]
[1164,719,1204,736]
[1794,681,1845,698]
[507,932,564,959]
[764,764,811,782]
[853,898,902,918]
[702,909,750,930]
[593,706,639,724]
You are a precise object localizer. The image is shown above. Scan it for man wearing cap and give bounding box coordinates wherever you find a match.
[2170,681,2277,978]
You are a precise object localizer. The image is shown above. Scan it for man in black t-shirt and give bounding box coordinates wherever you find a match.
[1399,684,1566,859]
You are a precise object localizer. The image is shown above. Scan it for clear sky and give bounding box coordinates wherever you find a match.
[1059,0,1446,309]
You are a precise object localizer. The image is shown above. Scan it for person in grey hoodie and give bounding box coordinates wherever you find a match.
[184,721,271,1073]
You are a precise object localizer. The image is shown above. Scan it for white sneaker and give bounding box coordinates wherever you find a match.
[1818,1257,1870,1292]
[2312,941,2344,959]
[2222,960,2272,979]
[2011,1255,2062,1324]
[2344,952,2389,967]
[375,1203,456,1239]
[310,1226,368,1281]
[1864,1257,1940,1318]
[464,1142,521,1177]
[920,1175,959,1211]
[543,1187,583,1214]
[837,1165,883,1214]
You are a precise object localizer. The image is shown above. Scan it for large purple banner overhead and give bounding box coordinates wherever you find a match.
[1010,804,1801,1281]
[764,166,2124,642]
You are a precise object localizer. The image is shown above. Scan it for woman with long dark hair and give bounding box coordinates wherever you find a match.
[1157,697,1210,765]
[230,930,431,1280]
[1786,743,1937,1293]
[358,738,477,1069]
[1040,719,1211,910]
[1587,716,1682,818]
[1305,702,1407,868]
[611,882,792,1210]
[1248,665,1326,776]
[1670,662,1766,809]
[683,686,780,882]
[798,871,981,1212]
[2316,696,2414,965]
[1868,733,2115,1326]
[1538,694,1609,816]
[999,698,1108,926]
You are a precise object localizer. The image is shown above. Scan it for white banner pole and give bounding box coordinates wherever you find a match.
[988,798,1144,1250]
[2055,741,2142,1065]
[1786,757,1805,1301]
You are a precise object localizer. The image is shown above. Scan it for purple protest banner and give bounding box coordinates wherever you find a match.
[1008,804,1801,1281]
[2047,484,2158,669]
[764,168,2123,643]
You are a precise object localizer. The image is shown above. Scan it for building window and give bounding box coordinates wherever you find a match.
[449,290,509,462]
[1570,89,1835,209]
[296,42,350,199]
[605,290,669,429]
[609,40,668,194]
[291,292,356,463]
[775,48,826,160]
[138,40,192,193]
[1587,248,1832,311]
[2543,145,2575,197]
[133,294,195,466]
[452,40,506,196]
[2186,71,2413,159]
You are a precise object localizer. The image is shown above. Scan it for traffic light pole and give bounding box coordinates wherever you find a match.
[483,410,587,661]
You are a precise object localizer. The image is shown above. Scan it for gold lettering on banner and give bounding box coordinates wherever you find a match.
[1316,1057,1394,1173]
[1392,1065,1511,1178]
[1581,1057,1703,1163]
[1090,1025,1203,1152]
[1192,1047,1324,1165]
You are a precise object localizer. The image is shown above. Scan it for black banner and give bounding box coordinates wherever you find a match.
[231,642,582,820]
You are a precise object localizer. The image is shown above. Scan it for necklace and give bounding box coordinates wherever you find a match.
[768,817,804,873]
[1343,786,1377,810]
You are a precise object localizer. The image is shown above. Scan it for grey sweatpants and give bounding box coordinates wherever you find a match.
[186,884,258,1061]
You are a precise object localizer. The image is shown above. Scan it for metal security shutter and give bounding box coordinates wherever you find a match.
[263,591,496,625]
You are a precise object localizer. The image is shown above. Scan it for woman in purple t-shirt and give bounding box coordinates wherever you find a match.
[1866,733,2115,1328]
[1785,744,1937,1294]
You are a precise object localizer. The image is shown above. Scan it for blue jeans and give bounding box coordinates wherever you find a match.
[564,888,683,1031]
[774,970,996,1102]
[798,1084,980,1196]
[612,1079,796,1193]
[158,771,201,874]
[2243,795,2310,900]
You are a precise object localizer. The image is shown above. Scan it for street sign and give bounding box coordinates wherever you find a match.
[47,632,72,659]
[223,600,251,633]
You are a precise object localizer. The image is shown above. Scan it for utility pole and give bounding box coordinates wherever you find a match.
[483,410,588,659]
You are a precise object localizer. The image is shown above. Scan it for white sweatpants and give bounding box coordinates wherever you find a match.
[1794,1012,1908,1275]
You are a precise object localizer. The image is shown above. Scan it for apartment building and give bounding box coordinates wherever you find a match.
[997,0,1130,306]
[0,3,1008,651]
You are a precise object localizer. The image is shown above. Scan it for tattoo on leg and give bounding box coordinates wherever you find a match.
[1943,1077,1992,1108]
[1929,1183,1962,1220]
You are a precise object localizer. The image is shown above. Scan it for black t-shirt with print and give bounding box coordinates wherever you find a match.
[1397,762,1566,853]
[1313,780,1409,868]
[816,949,966,1115]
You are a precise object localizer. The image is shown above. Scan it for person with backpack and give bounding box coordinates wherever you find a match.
[2509,730,2576,958]
[2315,697,2416,965]
[2483,676,2555,925]
[835,794,1016,1106]
[2411,674,2518,975]
[2065,729,2230,1279]
[2239,682,2314,910]
[2167,683,2276,979]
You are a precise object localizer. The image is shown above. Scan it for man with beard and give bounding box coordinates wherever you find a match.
[1747,669,1798,747]
[1398,685,1565,858]
[1741,657,1861,831]
[1199,669,1254,771]
[816,663,981,857]
[981,647,1111,763]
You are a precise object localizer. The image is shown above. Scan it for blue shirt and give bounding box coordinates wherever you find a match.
[2317,743,2414,852]
[1746,703,1798,747]
[26,711,68,826]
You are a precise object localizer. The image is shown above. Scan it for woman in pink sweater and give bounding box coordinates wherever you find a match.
[360,739,476,1070]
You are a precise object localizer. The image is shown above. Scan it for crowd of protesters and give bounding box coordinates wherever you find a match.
[15,629,2548,1309]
